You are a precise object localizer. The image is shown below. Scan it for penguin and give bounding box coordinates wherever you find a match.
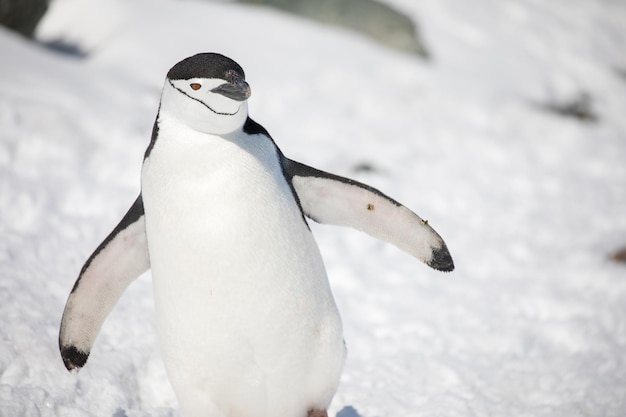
[59,53,454,417]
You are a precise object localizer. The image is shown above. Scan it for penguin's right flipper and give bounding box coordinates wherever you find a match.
[284,159,454,272]
[59,195,150,371]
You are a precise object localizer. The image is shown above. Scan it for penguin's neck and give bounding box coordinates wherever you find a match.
[142,112,293,230]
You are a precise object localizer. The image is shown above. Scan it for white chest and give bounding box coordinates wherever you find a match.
[142,115,325,312]
[140,115,344,417]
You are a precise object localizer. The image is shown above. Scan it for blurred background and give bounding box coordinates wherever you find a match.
[1,0,625,416]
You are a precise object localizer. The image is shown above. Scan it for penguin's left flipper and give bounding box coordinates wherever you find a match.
[284,159,454,272]
[59,195,150,372]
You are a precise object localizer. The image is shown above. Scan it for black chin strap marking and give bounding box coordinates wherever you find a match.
[168,80,240,116]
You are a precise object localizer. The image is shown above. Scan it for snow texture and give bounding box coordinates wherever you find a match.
[1,0,626,416]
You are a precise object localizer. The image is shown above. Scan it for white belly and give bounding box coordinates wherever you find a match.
[141,117,344,417]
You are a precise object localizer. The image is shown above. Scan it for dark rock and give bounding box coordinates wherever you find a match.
[352,162,378,173]
[41,38,88,58]
[237,0,430,58]
[0,0,49,37]
[538,93,598,123]
[610,246,626,264]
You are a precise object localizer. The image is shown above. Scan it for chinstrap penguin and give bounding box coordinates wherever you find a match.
[59,53,454,417]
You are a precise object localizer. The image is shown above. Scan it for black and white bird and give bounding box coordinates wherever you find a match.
[59,53,454,417]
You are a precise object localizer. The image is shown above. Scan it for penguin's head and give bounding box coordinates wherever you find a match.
[161,53,251,135]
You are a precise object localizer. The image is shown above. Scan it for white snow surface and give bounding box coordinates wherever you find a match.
[2,0,626,416]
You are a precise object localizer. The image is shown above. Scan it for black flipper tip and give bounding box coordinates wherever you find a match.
[60,345,89,372]
[427,245,455,272]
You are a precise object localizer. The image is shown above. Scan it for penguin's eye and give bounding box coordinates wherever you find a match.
[190,83,201,91]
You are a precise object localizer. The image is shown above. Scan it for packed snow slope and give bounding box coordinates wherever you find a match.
[1,0,625,416]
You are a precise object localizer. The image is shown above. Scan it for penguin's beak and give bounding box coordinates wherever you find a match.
[211,76,251,102]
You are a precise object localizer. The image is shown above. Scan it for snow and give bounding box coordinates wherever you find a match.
[2,0,626,416]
